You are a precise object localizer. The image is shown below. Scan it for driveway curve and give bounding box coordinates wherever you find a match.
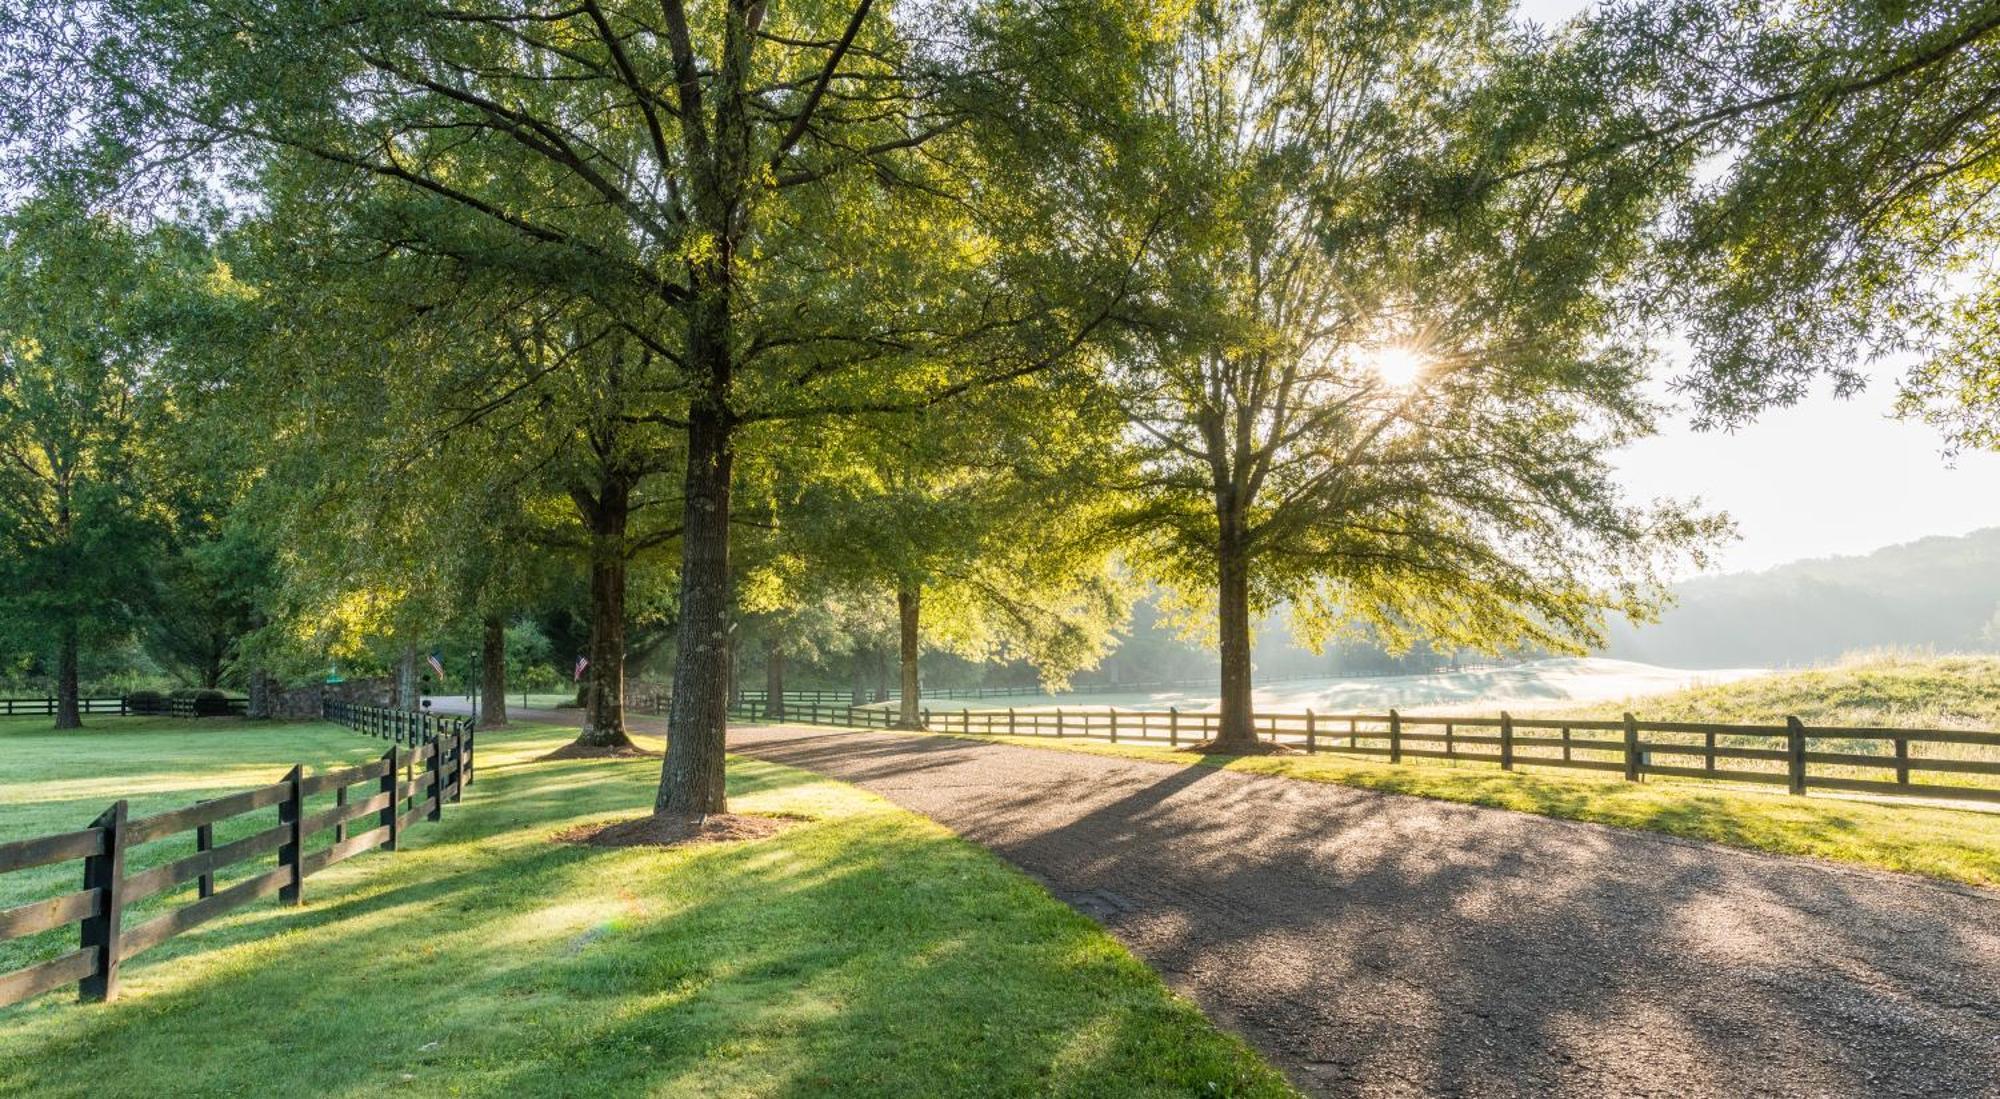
[465,703,1999,1097]
[718,723,1998,1098]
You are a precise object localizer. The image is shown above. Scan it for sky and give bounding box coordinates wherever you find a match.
[1613,373,2000,576]
[1505,0,2000,577]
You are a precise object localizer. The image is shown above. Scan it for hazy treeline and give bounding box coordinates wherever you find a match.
[1607,529,2000,667]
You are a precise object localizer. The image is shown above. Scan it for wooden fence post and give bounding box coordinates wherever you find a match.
[1894,736,1910,785]
[1787,716,1807,795]
[196,818,215,898]
[1169,707,1179,747]
[450,731,464,804]
[426,740,444,823]
[1055,708,1064,738]
[279,764,304,905]
[1500,711,1514,771]
[464,724,476,786]
[1623,713,1640,782]
[78,800,128,1002]
[1306,709,1316,754]
[334,786,348,843]
[380,746,400,851]
[1388,709,1402,764]
[1109,709,1118,743]
[1008,707,1016,736]
[921,707,930,731]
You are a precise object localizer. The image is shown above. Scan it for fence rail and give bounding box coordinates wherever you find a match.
[321,702,477,788]
[733,668,1497,706]
[0,696,249,718]
[728,700,2000,806]
[0,730,469,1010]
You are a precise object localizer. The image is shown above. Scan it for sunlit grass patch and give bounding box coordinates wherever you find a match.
[0,718,1292,1097]
[1574,651,2000,730]
[913,731,2000,888]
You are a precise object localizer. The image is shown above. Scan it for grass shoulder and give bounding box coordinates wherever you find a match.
[0,718,1293,1097]
[897,728,2000,888]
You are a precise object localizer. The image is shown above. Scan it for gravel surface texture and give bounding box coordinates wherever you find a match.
[505,706,2000,1097]
[722,724,2000,1098]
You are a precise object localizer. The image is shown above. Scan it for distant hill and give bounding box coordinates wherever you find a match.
[1607,529,2000,667]
[1567,652,2000,729]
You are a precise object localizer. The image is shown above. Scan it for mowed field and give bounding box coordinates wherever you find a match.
[0,717,1291,1098]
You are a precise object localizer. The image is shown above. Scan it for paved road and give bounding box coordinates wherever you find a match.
[512,707,2000,1096]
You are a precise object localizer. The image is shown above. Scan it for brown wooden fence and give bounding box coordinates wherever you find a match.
[0,728,470,1010]
[728,669,1458,707]
[728,699,2000,806]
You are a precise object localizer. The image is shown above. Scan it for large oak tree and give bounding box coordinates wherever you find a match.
[4,0,1159,811]
[1110,0,1725,749]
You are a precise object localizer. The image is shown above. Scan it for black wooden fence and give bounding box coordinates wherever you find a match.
[320,700,477,787]
[728,699,2000,806]
[0,730,469,1010]
[0,696,248,718]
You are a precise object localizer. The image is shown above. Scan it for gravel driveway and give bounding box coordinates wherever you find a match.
[714,723,2000,1098]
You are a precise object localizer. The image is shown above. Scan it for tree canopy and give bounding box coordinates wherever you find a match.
[7,0,1978,810]
[1102,0,1723,745]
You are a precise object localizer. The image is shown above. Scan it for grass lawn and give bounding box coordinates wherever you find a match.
[0,717,1292,1098]
[892,731,2000,888]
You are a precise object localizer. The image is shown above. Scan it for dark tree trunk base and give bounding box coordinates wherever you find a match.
[553,812,792,848]
[569,725,641,752]
[1177,738,1297,756]
[540,738,656,761]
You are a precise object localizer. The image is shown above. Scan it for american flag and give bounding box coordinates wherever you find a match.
[426,652,447,680]
[574,654,590,681]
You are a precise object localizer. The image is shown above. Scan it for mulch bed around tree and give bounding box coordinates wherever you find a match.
[536,741,661,762]
[552,813,794,848]
[1175,740,1300,756]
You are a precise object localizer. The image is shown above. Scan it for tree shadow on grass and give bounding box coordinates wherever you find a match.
[0,754,1288,1098]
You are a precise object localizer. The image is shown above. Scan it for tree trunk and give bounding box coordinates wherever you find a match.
[1212,522,1258,750]
[54,622,80,730]
[658,399,734,817]
[396,647,418,710]
[727,634,742,706]
[246,668,272,720]
[763,637,785,720]
[896,586,922,728]
[575,483,636,748]
[479,615,508,729]
[851,643,870,706]
[656,39,750,815]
